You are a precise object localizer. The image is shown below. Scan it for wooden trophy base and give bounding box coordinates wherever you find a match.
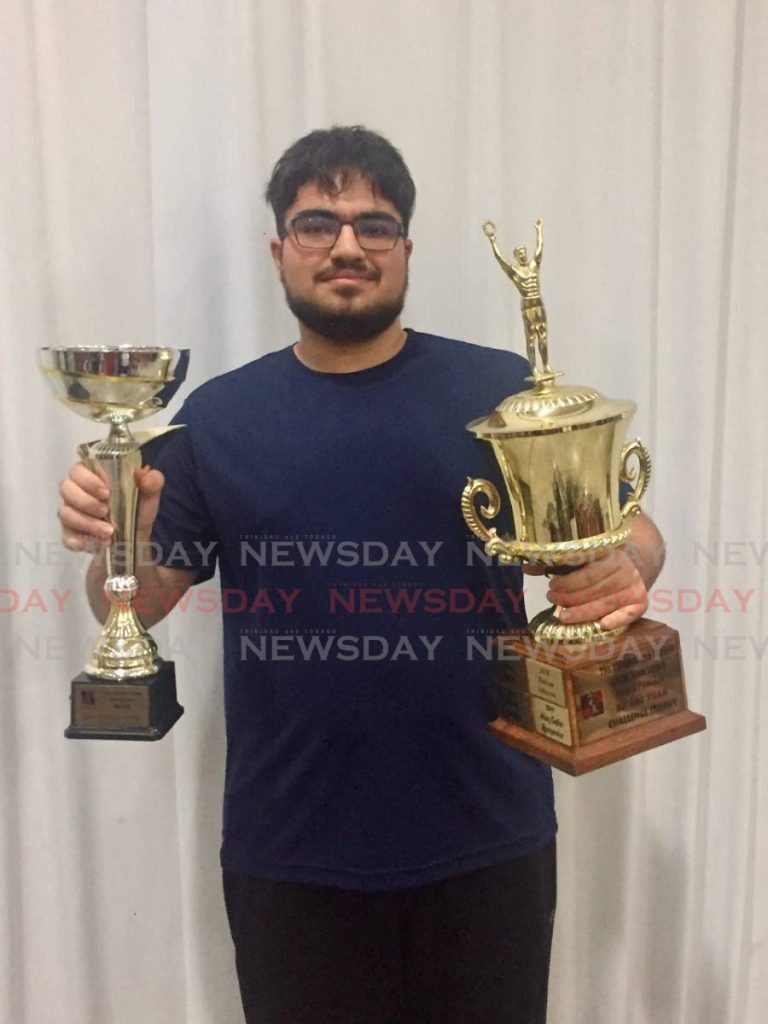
[65,660,183,741]
[489,619,706,775]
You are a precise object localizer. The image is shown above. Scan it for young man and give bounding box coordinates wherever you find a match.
[59,126,663,1024]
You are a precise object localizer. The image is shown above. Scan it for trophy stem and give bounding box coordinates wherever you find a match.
[81,422,159,678]
[86,421,142,579]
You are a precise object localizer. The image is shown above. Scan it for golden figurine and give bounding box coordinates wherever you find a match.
[482,219,553,379]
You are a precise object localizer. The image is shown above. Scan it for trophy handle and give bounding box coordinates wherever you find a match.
[619,438,652,519]
[461,478,501,543]
[461,478,519,563]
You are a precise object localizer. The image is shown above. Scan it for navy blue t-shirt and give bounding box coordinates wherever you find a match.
[151,330,557,889]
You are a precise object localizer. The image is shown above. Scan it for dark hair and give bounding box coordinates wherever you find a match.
[265,125,416,236]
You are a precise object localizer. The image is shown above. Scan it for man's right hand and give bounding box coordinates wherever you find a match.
[58,463,165,553]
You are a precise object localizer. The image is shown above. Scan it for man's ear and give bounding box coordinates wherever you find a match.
[269,237,283,271]
[404,238,413,261]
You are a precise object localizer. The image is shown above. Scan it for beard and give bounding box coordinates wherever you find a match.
[281,267,408,343]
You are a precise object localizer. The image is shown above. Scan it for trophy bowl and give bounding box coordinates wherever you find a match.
[38,346,189,423]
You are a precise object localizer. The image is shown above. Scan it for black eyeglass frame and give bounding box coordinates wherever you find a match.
[284,211,406,251]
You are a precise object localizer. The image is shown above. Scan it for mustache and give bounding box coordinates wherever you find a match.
[314,261,380,283]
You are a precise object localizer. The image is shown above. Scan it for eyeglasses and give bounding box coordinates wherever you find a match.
[286,212,405,251]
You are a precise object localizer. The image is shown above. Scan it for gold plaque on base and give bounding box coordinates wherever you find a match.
[490,619,706,775]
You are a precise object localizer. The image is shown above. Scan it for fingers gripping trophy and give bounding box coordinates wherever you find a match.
[462,222,705,774]
[39,347,189,740]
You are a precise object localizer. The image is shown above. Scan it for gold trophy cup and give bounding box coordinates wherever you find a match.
[39,346,189,740]
[462,222,706,774]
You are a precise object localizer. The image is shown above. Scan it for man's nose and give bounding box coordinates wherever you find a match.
[329,223,366,260]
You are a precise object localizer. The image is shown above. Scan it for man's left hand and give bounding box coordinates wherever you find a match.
[526,547,648,632]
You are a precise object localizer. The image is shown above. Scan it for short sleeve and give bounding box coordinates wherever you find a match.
[147,404,219,583]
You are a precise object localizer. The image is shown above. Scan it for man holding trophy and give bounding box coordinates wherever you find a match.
[55,127,664,1024]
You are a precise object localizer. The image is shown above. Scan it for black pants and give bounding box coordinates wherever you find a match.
[223,841,556,1024]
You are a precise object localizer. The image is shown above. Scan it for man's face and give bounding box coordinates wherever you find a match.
[270,174,412,342]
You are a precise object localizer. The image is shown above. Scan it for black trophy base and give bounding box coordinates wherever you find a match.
[65,659,184,741]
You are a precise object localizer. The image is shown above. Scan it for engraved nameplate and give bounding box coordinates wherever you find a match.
[531,696,572,746]
[72,683,150,728]
[526,660,566,706]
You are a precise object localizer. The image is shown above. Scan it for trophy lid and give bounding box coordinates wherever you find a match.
[467,372,636,439]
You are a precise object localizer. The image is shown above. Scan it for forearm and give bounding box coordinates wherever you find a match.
[489,238,519,281]
[625,512,666,591]
[534,225,543,264]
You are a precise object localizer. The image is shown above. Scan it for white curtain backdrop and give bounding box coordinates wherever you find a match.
[2,1,767,1021]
